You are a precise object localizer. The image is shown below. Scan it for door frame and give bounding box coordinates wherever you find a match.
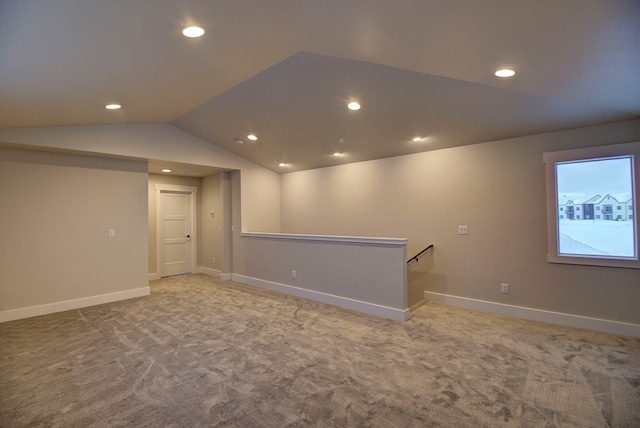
[155,184,198,277]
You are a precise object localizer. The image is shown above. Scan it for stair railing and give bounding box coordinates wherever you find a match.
[407,244,433,264]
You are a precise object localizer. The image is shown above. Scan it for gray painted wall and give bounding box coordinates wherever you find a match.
[280,120,640,324]
[0,148,148,311]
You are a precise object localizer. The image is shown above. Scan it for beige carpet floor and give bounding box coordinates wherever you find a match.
[1,274,639,427]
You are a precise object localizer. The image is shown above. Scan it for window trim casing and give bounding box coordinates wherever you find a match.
[543,141,640,269]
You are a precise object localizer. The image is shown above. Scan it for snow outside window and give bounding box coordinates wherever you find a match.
[544,142,640,269]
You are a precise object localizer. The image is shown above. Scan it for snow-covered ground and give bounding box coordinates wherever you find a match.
[558,219,635,257]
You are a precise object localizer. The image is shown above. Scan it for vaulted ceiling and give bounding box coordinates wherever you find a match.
[1,0,639,173]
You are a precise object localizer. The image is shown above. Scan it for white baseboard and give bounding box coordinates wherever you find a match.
[193,267,231,280]
[0,287,150,323]
[409,299,426,312]
[232,274,410,322]
[194,266,219,277]
[151,268,231,281]
[425,291,640,338]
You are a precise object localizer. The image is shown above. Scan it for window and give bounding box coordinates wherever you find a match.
[544,142,639,269]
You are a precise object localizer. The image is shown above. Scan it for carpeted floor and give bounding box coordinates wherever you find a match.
[1,274,639,427]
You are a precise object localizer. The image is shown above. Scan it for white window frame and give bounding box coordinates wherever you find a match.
[543,141,640,269]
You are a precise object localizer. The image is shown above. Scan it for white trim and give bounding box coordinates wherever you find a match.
[194,266,221,278]
[543,141,640,269]
[191,266,230,281]
[232,274,410,321]
[409,299,426,312]
[0,287,150,323]
[154,183,199,193]
[154,268,230,281]
[425,291,640,338]
[195,267,230,280]
[156,184,198,277]
[241,232,408,246]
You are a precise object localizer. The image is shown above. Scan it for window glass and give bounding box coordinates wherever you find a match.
[544,142,639,269]
[556,156,635,258]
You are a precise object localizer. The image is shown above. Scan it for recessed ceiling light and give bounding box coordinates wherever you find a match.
[234,138,244,145]
[247,134,257,141]
[332,152,343,157]
[105,104,121,110]
[279,162,287,167]
[412,136,423,142]
[495,68,515,78]
[347,101,361,111]
[161,169,172,173]
[182,26,205,38]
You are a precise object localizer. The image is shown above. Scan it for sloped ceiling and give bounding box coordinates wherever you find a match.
[1,0,639,173]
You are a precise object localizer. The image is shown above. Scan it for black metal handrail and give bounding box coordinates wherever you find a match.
[407,244,433,264]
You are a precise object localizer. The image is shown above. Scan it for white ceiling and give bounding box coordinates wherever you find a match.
[1,0,639,173]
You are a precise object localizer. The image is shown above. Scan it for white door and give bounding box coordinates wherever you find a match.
[160,191,192,277]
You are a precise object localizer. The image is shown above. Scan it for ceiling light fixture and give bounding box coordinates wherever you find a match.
[247,134,257,141]
[105,104,121,110]
[495,68,515,78]
[234,138,244,145]
[347,101,361,111]
[412,136,423,142]
[279,162,287,167]
[182,26,205,38]
[161,169,172,173]
[332,152,342,157]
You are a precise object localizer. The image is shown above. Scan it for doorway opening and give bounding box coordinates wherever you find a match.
[155,184,197,278]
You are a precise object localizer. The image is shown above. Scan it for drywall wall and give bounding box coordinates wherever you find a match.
[0,124,280,320]
[0,124,281,233]
[0,148,149,316]
[280,120,640,325]
[199,173,225,274]
[235,233,409,320]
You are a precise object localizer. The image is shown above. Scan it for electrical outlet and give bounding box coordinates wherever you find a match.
[212,257,216,264]
[292,270,296,279]
[500,283,509,294]
[458,225,469,235]
[108,229,115,238]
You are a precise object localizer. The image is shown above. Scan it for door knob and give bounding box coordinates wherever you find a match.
[186,234,191,238]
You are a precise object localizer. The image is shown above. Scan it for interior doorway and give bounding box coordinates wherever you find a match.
[155,184,197,277]
[149,168,233,281]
